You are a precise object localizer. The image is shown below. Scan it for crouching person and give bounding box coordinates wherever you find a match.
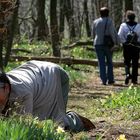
[0,60,95,132]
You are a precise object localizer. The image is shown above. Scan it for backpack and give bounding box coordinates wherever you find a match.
[126,23,138,45]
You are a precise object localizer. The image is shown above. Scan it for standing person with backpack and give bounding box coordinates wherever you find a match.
[92,7,119,85]
[118,10,140,85]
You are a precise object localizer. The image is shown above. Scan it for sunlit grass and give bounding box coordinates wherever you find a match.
[0,116,68,140]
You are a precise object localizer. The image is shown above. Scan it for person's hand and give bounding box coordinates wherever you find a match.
[110,45,120,52]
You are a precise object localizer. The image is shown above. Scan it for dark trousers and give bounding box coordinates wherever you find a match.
[123,44,139,83]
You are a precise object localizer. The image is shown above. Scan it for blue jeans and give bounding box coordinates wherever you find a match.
[95,45,114,84]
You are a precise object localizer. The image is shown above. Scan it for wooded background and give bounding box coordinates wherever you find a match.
[0,0,139,69]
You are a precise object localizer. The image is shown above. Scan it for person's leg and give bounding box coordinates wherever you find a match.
[59,68,69,106]
[95,45,107,85]
[131,48,139,84]
[61,111,95,132]
[123,45,131,84]
[104,47,114,84]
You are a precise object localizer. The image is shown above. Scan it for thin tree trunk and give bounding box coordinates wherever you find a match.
[83,0,91,37]
[59,0,65,40]
[0,1,9,70]
[75,0,82,38]
[133,0,140,22]
[112,0,123,30]
[0,41,3,70]
[37,0,48,40]
[50,0,61,57]
[125,0,133,10]
[4,0,19,67]
[65,0,76,41]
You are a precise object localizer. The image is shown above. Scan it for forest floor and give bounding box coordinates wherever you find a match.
[68,67,140,140]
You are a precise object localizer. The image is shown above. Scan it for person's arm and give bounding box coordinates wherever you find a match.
[136,23,140,43]
[21,93,33,114]
[91,20,96,38]
[109,20,120,45]
[118,23,126,44]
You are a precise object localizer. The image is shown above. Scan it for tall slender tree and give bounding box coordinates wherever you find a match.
[83,0,91,37]
[4,0,19,67]
[125,0,133,10]
[50,0,61,57]
[59,0,65,40]
[65,0,76,41]
[0,0,19,69]
[133,0,140,22]
[37,0,49,40]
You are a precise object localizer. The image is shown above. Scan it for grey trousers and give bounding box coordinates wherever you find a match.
[61,111,84,132]
[59,69,84,132]
[59,68,69,106]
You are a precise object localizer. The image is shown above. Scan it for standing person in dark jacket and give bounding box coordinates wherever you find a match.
[118,10,140,85]
[92,7,119,85]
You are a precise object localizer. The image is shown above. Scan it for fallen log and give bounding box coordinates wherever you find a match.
[10,55,127,67]
[11,48,31,54]
[62,40,121,52]
[62,40,93,50]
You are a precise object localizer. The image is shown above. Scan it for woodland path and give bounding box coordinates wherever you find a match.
[68,67,140,140]
[70,67,131,99]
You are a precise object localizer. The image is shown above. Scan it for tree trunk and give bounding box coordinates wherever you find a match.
[0,41,3,70]
[75,0,82,38]
[0,1,10,70]
[0,21,4,70]
[125,0,133,10]
[50,0,61,57]
[65,0,76,41]
[59,0,65,40]
[83,0,91,37]
[115,0,123,29]
[4,0,19,67]
[37,0,48,40]
[133,0,140,22]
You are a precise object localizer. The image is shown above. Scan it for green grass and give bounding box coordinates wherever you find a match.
[62,64,91,86]
[0,116,68,140]
[70,47,96,59]
[101,85,140,120]
[13,41,52,56]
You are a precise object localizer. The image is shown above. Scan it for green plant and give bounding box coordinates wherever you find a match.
[13,41,52,57]
[0,116,68,140]
[103,85,140,108]
[71,47,96,59]
[62,64,89,87]
[100,85,140,120]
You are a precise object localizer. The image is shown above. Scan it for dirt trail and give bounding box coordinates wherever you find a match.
[72,66,140,97]
[70,67,132,98]
[69,67,140,139]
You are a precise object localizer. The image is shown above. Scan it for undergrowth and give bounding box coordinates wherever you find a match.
[100,85,140,120]
[0,116,68,140]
